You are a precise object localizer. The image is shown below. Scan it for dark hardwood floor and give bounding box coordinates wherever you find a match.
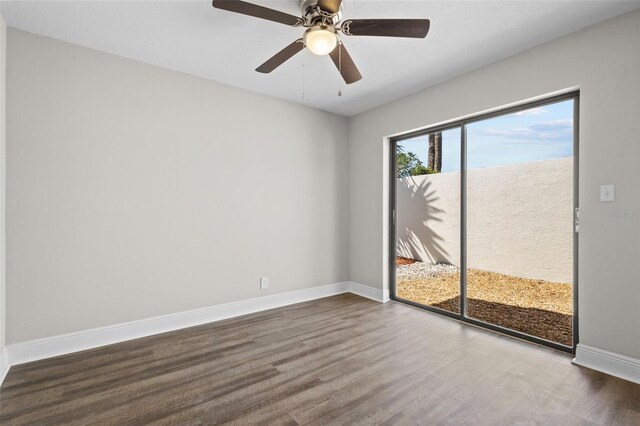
[1,293,639,425]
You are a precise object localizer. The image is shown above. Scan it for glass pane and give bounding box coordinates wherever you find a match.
[396,128,462,313]
[465,100,574,345]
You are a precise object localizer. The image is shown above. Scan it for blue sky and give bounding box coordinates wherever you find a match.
[398,99,574,173]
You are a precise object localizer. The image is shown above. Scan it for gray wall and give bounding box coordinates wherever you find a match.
[397,158,573,283]
[6,29,349,343]
[0,16,5,351]
[349,10,640,359]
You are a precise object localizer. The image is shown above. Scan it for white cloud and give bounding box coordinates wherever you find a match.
[530,119,573,131]
[480,118,573,143]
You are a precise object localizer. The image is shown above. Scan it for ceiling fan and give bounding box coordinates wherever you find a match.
[211,0,430,84]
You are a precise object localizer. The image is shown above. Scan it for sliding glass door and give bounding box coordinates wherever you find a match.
[391,93,578,352]
[465,99,575,347]
[394,127,461,314]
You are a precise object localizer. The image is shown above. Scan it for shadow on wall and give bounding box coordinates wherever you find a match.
[396,176,450,264]
[396,159,571,281]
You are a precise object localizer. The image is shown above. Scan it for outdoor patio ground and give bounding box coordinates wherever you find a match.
[396,258,573,346]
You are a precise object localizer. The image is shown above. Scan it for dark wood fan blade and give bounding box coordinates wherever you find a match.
[256,39,305,73]
[329,42,362,84]
[212,0,302,26]
[317,0,342,14]
[341,19,430,38]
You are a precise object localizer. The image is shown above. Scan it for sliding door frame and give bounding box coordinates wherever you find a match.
[389,91,579,354]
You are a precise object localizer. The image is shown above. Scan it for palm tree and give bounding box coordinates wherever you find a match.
[427,132,442,173]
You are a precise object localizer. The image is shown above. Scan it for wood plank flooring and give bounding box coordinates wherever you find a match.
[1,293,639,425]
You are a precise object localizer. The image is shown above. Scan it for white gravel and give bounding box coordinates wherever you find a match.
[396,261,459,281]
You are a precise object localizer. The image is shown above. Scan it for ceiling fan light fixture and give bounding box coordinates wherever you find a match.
[304,25,338,56]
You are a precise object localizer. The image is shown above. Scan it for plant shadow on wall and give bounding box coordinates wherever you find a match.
[396,176,449,264]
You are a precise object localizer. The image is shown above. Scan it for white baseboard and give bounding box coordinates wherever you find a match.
[347,281,390,303]
[5,281,354,368]
[0,281,388,385]
[573,343,640,384]
[0,347,8,385]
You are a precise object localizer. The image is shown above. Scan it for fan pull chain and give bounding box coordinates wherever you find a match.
[337,39,343,97]
[302,55,306,102]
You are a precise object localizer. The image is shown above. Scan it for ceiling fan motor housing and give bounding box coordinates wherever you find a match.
[299,0,342,25]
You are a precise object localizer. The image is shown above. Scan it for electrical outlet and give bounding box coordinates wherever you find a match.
[260,277,269,290]
[600,184,615,202]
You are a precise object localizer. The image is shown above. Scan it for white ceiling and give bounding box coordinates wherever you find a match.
[2,0,639,116]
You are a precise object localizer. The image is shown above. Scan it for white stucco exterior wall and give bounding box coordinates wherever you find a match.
[397,158,573,283]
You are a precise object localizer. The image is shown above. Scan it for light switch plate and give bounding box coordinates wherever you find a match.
[260,277,269,290]
[600,184,615,202]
